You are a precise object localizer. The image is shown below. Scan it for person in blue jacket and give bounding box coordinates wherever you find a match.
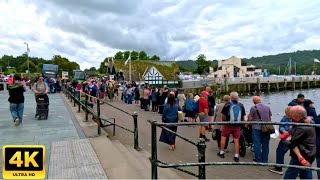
[159,93,181,151]
[269,106,292,175]
[184,93,196,123]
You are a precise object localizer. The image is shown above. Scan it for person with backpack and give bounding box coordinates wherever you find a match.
[184,93,196,123]
[198,91,210,141]
[247,96,272,163]
[8,74,26,126]
[218,91,246,162]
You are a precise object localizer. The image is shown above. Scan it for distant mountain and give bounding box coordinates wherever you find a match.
[175,50,320,75]
[244,50,320,75]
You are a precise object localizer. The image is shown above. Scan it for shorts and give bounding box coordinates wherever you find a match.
[221,125,241,139]
[185,110,195,118]
[199,113,208,122]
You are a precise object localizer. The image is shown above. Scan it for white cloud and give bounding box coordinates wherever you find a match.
[0,0,320,69]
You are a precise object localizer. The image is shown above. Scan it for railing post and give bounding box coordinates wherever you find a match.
[133,112,141,151]
[78,93,81,112]
[70,88,73,102]
[197,138,206,179]
[85,93,88,121]
[73,89,76,107]
[151,120,158,179]
[97,99,101,135]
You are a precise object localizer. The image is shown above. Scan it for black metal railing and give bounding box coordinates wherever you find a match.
[149,120,320,179]
[63,84,141,150]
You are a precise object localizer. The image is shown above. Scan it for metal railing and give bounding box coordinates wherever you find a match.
[148,120,320,179]
[63,84,141,150]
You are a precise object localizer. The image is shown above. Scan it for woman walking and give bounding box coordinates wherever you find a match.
[159,93,181,150]
[184,93,196,123]
[8,74,26,126]
[213,95,230,151]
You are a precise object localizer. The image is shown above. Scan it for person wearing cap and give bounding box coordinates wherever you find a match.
[8,74,26,126]
[288,94,305,106]
[198,90,210,141]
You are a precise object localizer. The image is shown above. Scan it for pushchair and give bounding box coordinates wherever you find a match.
[35,94,49,120]
[239,125,254,157]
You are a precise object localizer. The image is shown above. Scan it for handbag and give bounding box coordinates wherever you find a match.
[255,106,275,134]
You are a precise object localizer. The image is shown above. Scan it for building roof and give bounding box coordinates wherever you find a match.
[114,60,180,81]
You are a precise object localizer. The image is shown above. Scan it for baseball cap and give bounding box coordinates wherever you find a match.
[201,91,209,96]
[297,94,304,98]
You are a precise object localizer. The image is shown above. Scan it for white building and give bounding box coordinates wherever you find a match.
[209,56,262,78]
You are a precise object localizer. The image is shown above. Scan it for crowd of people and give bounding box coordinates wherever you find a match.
[7,74,320,179]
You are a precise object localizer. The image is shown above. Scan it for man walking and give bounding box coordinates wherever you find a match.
[198,91,210,141]
[284,106,316,179]
[247,96,272,163]
[8,74,26,126]
[218,91,246,162]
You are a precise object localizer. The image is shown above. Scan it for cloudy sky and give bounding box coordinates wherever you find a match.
[1,0,320,70]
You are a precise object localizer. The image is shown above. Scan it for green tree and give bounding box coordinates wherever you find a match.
[114,51,124,59]
[150,55,160,61]
[124,51,130,60]
[131,51,139,60]
[139,51,148,60]
[195,54,210,74]
[89,67,97,71]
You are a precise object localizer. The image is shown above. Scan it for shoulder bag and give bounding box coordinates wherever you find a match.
[255,106,275,134]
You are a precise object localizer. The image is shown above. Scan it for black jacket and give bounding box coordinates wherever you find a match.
[289,120,316,163]
[8,83,25,104]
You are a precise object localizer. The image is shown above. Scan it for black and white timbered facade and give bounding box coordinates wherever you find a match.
[142,66,164,85]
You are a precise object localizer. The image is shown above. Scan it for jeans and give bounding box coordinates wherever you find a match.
[317,143,320,179]
[252,128,270,163]
[143,99,149,110]
[127,94,132,104]
[284,157,313,179]
[276,140,290,165]
[10,103,24,124]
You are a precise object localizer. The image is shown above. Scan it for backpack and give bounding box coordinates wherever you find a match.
[193,101,199,113]
[227,101,242,122]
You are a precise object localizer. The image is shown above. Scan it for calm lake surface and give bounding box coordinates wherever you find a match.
[229,88,320,122]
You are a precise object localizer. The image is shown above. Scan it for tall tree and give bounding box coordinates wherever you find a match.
[124,51,130,60]
[195,54,210,74]
[139,51,148,60]
[131,51,139,60]
[150,55,160,61]
[114,51,124,59]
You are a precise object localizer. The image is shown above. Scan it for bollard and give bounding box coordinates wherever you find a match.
[197,138,206,179]
[85,93,88,121]
[151,120,158,179]
[133,112,141,151]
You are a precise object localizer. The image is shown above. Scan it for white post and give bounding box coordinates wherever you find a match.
[129,58,132,82]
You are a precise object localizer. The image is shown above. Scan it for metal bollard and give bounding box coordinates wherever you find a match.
[97,99,101,135]
[151,120,158,179]
[133,112,141,151]
[85,93,88,121]
[197,138,206,179]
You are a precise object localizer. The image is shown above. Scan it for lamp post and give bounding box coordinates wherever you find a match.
[24,42,30,75]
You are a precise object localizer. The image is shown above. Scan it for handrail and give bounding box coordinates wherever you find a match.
[149,120,320,179]
[64,84,141,150]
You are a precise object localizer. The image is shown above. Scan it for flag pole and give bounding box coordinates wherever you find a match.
[129,57,132,82]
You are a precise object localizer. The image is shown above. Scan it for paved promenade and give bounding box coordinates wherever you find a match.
[0,90,106,179]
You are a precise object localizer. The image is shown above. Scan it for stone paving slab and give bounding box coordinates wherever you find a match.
[48,139,107,179]
[0,90,80,179]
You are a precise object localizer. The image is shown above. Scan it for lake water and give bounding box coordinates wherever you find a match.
[228,88,320,122]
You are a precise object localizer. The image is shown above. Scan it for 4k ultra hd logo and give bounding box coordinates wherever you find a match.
[2,145,46,179]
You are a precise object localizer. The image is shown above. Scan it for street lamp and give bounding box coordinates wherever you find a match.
[24,42,30,75]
